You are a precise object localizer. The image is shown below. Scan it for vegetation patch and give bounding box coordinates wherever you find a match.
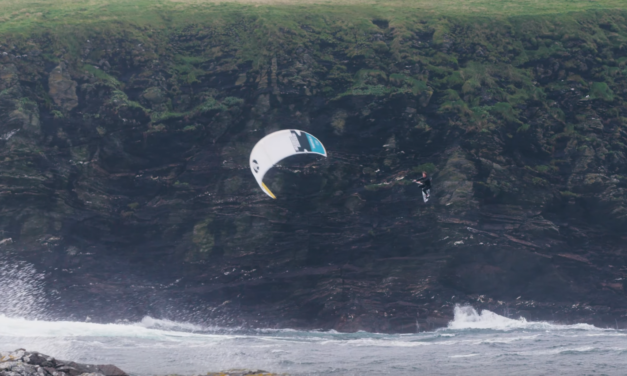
[587,82,615,101]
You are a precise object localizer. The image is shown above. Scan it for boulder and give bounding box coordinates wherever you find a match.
[0,351,126,376]
[48,63,78,111]
[141,87,166,105]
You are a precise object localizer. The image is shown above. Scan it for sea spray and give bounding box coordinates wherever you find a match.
[446,304,601,331]
[0,256,47,319]
[447,305,529,330]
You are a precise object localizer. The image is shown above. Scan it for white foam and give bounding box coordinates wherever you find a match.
[138,316,204,332]
[447,305,527,330]
[478,335,539,344]
[0,315,231,342]
[517,346,598,356]
[446,305,602,332]
[449,353,479,358]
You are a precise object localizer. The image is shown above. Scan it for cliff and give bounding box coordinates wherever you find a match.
[0,0,626,332]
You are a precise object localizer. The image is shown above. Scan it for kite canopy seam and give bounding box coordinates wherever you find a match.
[249,129,327,199]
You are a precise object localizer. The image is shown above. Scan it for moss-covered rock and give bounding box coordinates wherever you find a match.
[48,63,78,111]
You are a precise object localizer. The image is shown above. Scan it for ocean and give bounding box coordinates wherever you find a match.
[1,257,626,375]
[1,306,626,376]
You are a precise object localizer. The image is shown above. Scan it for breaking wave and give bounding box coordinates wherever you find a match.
[447,304,600,331]
[0,305,624,376]
[0,315,233,341]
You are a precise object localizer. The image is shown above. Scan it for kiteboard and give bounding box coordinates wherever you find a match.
[249,129,327,199]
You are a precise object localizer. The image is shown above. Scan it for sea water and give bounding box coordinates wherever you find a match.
[1,307,626,376]
[1,258,626,375]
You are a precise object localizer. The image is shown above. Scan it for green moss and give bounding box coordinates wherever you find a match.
[535,165,554,173]
[109,90,147,112]
[223,97,244,107]
[83,65,122,88]
[517,123,531,132]
[192,218,214,255]
[195,97,226,114]
[146,124,166,133]
[389,74,430,96]
[560,190,581,198]
[151,112,186,123]
[372,41,389,53]
[532,177,548,186]
[71,145,90,161]
[587,82,615,101]
[490,102,522,124]
[171,55,207,84]
[412,163,436,174]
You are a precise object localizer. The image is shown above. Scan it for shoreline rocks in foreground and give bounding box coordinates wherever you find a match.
[0,350,284,376]
[0,349,126,376]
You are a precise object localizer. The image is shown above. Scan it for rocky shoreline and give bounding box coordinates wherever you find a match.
[0,350,127,376]
[0,350,282,376]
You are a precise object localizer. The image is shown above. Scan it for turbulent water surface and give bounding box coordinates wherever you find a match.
[1,306,626,376]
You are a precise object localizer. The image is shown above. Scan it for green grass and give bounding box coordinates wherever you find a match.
[83,64,122,88]
[2,0,627,149]
[1,0,626,35]
[2,0,626,72]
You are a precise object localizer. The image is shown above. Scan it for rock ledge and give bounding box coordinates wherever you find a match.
[0,350,126,376]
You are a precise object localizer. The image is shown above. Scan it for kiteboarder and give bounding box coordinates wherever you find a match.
[413,171,431,200]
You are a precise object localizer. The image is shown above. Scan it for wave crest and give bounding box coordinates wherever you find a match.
[447,305,600,331]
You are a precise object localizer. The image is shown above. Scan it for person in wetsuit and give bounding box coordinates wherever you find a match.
[413,171,431,198]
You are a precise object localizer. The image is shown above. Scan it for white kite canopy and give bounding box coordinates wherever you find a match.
[249,129,327,199]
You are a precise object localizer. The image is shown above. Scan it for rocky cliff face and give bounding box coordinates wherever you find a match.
[0,10,626,332]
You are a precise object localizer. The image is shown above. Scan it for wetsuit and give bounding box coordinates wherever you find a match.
[415,176,431,196]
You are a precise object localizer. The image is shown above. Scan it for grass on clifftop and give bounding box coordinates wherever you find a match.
[1,0,626,34]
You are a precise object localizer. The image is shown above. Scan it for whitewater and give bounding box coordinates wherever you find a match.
[1,258,626,375]
[1,307,626,376]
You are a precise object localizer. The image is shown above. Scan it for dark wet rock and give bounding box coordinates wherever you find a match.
[0,351,125,376]
[2,350,283,376]
[0,63,40,137]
